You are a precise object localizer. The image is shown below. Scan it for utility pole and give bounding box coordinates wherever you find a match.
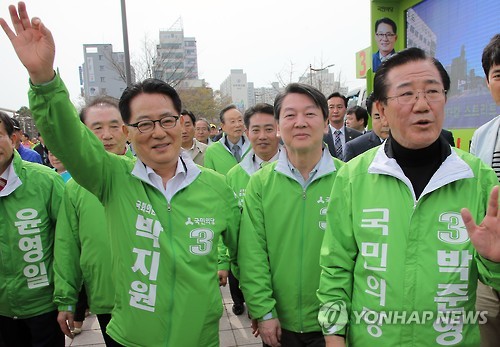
[120,0,132,86]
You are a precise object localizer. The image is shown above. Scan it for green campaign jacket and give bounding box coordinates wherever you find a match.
[54,150,134,314]
[204,135,251,175]
[0,152,64,318]
[29,74,240,347]
[238,149,343,333]
[317,144,500,346]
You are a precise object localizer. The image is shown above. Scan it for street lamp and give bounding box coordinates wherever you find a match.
[309,63,335,87]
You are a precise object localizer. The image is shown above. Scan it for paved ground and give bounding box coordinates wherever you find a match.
[65,285,262,346]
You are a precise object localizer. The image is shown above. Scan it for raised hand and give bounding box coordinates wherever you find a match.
[461,186,500,262]
[0,2,55,84]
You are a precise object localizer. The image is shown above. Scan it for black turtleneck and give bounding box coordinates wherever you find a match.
[384,135,451,199]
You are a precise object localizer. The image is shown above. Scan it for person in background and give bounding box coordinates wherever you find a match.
[181,110,208,166]
[323,92,362,161]
[195,118,212,145]
[34,132,51,166]
[11,118,42,164]
[48,150,71,182]
[20,132,33,148]
[345,106,369,133]
[204,105,251,174]
[344,93,390,161]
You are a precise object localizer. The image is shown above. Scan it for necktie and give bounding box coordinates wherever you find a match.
[0,178,6,191]
[232,144,241,162]
[334,130,343,160]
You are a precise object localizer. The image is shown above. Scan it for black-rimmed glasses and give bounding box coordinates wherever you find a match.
[126,115,180,133]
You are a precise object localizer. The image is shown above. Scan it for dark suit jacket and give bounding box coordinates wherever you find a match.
[344,130,383,161]
[441,129,455,147]
[323,126,363,160]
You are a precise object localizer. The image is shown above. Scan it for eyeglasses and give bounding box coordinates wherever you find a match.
[376,33,396,39]
[385,89,447,105]
[126,115,180,133]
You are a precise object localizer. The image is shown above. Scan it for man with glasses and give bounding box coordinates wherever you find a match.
[1,3,240,346]
[318,47,500,346]
[372,17,398,72]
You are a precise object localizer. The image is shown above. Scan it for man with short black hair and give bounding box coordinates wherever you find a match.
[345,106,368,133]
[226,103,281,317]
[180,110,207,166]
[372,17,398,72]
[33,132,51,166]
[239,84,343,347]
[323,92,362,160]
[344,94,390,161]
[11,117,42,163]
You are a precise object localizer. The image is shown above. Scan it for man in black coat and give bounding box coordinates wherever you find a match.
[344,93,390,161]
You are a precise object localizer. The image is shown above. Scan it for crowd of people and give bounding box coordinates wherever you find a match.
[0,2,499,347]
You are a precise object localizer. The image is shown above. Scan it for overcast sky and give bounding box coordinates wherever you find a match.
[0,0,371,111]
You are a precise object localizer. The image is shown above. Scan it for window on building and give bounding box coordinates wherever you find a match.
[101,77,106,82]
[99,55,103,60]
[100,65,105,71]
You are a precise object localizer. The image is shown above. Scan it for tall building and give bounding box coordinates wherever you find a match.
[299,68,340,96]
[220,69,249,112]
[154,19,199,86]
[81,44,132,100]
[254,82,282,106]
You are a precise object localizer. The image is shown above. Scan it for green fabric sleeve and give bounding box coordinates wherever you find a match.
[53,183,83,312]
[238,174,277,320]
[317,167,356,336]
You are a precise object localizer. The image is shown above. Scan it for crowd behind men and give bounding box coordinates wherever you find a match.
[0,3,499,347]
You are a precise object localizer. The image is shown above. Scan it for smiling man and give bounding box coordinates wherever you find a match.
[226,103,281,319]
[372,17,398,72]
[1,3,240,346]
[238,84,343,347]
[204,105,250,175]
[318,47,500,347]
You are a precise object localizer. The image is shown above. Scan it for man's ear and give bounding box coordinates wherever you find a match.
[179,115,185,130]
[122,124,131,142]
[11,132,19,147]
[376,100,387,123]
